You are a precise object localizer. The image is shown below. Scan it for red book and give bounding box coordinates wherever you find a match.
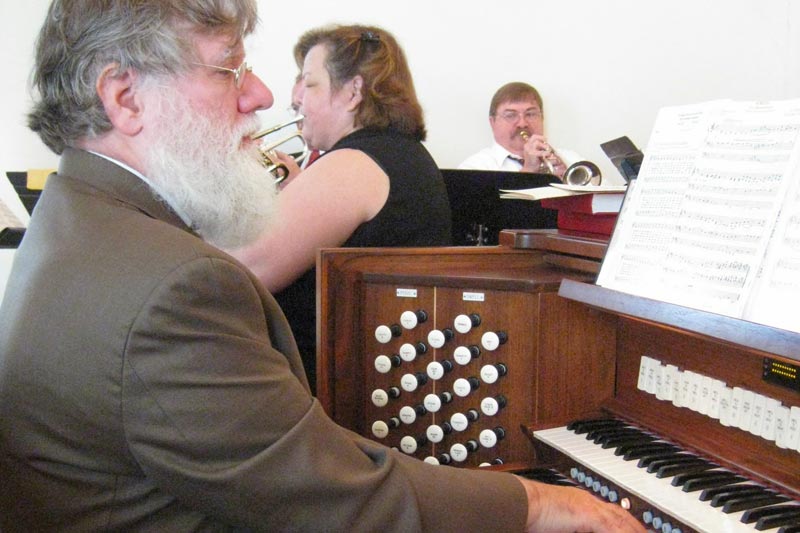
[555,210,618,236]
[540,192,624,214]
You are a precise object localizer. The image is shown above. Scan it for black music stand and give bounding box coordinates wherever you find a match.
[6,171,42,215]
[440,169,559,246]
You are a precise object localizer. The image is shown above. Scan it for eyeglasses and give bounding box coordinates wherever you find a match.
[191,59,252,89]
[496,110,543,122]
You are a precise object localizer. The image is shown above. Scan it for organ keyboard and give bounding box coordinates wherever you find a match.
[532,422,798,532]
[318,230,800,531]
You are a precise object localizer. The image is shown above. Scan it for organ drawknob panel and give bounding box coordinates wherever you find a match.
[362,286,533,468]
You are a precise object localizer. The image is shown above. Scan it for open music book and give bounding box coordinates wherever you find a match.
[499,183,626,201]
[597,98,800,333]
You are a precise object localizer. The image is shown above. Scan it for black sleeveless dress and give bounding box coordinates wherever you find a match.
[274,127,452,393]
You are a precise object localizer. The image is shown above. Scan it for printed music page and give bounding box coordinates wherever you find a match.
[743,127,800,332]
[597,98,800,330]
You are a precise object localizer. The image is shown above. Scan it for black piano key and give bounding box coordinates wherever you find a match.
[656,459,717,479]
[567,418,625,434]
[647,454,707,474]
[710,485,772,506]
[700,483,767,502]
[599,434,656,449]
[519,468,569,484]
[680,472,748,492]
[741,504,800,524]
[777,525,800,533]
[587,427,643,443]
[755,508,800,531]
[619,442,679,460]
[722,493,791,514]
[638,451,694,469]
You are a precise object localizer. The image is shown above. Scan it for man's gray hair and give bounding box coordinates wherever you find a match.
[28,0,258,154]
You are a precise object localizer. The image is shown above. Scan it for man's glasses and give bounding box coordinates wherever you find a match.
[496,110,543,122]
[191,59,251,89]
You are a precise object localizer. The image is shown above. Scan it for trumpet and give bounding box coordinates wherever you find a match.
[562,161,602,186]
[251,115,309,184]
[519,131,602,185]
[519,131,555,175]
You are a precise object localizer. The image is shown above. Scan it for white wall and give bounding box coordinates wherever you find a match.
[2,0,799,184]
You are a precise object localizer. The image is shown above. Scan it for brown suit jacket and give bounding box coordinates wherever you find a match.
[0,149,526,532]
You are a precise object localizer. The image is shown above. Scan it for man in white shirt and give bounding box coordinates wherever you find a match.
[459,82,580,179]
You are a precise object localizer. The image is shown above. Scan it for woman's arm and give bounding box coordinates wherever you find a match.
[230,148,389,292]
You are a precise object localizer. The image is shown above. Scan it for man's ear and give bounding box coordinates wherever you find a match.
[346,75,364,111]
[95,64,144,136]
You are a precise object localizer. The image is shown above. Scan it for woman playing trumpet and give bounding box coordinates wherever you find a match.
[231,24,452,392]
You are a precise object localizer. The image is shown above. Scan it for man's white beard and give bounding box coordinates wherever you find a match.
[142,88,276,249]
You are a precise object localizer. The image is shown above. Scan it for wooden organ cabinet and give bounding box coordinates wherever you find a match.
[317,230,800,532]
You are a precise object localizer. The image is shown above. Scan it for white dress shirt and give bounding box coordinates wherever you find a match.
[458,141,581,172]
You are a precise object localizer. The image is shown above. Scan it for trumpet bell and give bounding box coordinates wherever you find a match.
[251,115,309,184]
[562,161,602,186]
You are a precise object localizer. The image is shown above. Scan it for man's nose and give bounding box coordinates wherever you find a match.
[240,72,274,112]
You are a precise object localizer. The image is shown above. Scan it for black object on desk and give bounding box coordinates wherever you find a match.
[600,136,643,183]
[440,169,559,246]
[7,171,43,215]
[0,228,25,248]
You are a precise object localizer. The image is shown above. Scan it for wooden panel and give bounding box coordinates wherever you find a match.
[610,318,800,497]
[316,245,601,467]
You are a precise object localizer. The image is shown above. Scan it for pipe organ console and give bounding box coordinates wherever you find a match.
[318,230,799,532]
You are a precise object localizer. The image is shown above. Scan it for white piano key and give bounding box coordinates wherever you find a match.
[533,426,772,533]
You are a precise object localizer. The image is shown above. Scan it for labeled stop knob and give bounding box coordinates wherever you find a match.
[399,342,427,362]
[453,376,480,397]
[400,309,428,329]
[375,324,402,343]
[479,427,506,448]
[453,313,481,334]
[480,394,507,416]
[400,434,427,454]
[373,354,402,374]
[480,331,508,351]
[427,328,454,349]
[400,372,428,392]
[426,360,453,380]
[480,363,508,384]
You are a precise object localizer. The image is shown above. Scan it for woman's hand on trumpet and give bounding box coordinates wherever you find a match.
[519,131,566,177]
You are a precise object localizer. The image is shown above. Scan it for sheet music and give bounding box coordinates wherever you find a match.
[598,99,800,329]
[0,173,30,229]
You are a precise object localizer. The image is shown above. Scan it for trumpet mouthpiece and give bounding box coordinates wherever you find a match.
[519,131,530,140]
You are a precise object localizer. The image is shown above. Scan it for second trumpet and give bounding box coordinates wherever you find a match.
[251,115,309,183]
